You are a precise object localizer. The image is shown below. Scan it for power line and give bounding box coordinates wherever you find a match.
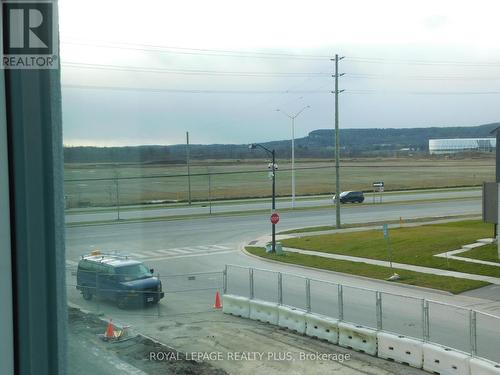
[61,84,500,96]
[62,62,330,77]
[346,89,500,95]
[62,40,500,67]
[346,56,500,67]
[62,40,330,61]
[62,62,500,80]
[62,84,330,94]
[346,73,500,81]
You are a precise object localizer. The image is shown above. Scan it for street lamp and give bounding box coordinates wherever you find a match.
[276,105,310,209]
[249,143,277,252]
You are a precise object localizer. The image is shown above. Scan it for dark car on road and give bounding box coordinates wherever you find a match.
[333,191,365,204]
[76,251,164,308]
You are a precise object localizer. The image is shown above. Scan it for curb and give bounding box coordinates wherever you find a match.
[239,242,454,296]
[278,215,482,237]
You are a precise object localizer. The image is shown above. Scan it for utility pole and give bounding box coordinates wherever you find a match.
[114,164,120,221]
[291,117,295,207]
[207,167,212,215]
[186,131,192,205]
[332,54,345,229]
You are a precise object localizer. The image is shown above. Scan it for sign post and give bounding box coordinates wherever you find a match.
[373,181,384,203]
[382,223,400,281]
[382,223,392,270]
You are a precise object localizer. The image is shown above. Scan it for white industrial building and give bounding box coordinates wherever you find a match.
[428,138,496,154]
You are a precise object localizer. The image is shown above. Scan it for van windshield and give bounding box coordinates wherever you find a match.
[116,264,152,281]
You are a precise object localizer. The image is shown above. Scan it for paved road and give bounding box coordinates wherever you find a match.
[65,199,482,260]
[65,198,500,364]
[65,188,481,223]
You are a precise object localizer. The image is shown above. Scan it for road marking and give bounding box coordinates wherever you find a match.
[109,244,238,260]
[155,249,177,255]
[195,245,213,251]
[128,252,147,258]
[139,250,162,257]
[211,245,230,250]
[168,248,191,254]
[145,249,237,262]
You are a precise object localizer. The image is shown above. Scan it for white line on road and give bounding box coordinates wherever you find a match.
[138,250,163,257]
[211,245,231,250]
[144,249,237,262]
[195,245,213,251]
[168,248,191,254]
[128,252,147,258]
[154,249,177,255]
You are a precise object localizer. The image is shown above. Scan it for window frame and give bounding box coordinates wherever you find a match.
[2,1,66,374]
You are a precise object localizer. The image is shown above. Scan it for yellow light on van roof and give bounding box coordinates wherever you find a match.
[90,249,101,256]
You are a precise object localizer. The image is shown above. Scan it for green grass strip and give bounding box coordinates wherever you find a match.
[460,244,500,264]
[278,214,476,234]
[280,220,500,278]
[246,246,488,294]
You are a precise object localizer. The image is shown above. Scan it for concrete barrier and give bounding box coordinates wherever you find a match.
[249,299,279,325]
[305,313,339,344]
[377,332,423,368]
[423,343,471,375]
[278,305,307,334]
[338,322,378,356]
[222,294,250,318]
[470,358,500,375]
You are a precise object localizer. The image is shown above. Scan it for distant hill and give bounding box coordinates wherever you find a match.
[64,122,499,163]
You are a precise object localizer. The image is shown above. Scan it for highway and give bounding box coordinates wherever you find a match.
[65,188,481,224]
[65,197,500,364]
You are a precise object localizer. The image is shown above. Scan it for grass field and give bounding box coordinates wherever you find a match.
[278,214,476,234]
[245,246,489,294]
[460,244,500,264]
[280,220,500,278]
[64,157,494,208]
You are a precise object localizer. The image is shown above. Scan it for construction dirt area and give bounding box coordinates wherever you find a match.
[67,306,426,375]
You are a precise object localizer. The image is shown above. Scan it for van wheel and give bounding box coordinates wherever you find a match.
[82,288,92,301]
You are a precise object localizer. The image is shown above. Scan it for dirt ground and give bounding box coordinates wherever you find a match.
[68,305,427,375]
[68,307,227,375]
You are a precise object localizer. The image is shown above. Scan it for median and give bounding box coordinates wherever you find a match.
[246,220,498,294]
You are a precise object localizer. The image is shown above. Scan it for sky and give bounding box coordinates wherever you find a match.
[59,0,500,146]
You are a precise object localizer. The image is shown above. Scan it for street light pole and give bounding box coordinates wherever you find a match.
[186,131,192,206]
[276,105,310,209]
[291,117,295,208]
[272,149,276,252]
[249,143,277,252]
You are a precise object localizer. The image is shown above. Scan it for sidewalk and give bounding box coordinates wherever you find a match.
[251,217,500,286]
[280,247,500,285]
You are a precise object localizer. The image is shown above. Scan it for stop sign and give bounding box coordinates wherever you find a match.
[270,212,280,224]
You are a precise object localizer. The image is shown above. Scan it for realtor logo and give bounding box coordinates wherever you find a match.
[2,1,58,69]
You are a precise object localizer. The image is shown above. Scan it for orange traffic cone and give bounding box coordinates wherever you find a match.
[213,290,222,309]
[105,319,114,339]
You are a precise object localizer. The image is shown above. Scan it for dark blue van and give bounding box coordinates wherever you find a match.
[76,252,164,308]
